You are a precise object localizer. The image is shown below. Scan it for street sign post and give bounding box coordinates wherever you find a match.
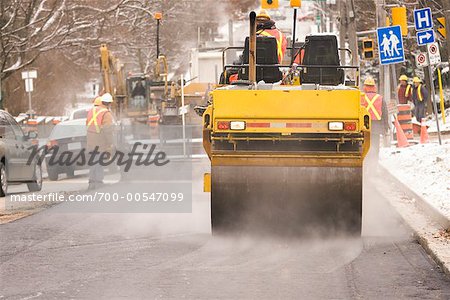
[425,50,442,145]
[376,25,405,65]
[413,7,442,145]
[414,8,433,31]
[427,42,441,65]
[415,52,428,67]
[180,74,187,157]
[21,70,37,115]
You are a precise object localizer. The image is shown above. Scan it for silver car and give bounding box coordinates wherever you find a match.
[0,110,42,196]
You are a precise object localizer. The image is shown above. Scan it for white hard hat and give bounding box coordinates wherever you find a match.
[101,93,113,103]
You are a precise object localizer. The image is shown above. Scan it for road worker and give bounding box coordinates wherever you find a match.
[93,96,103,106]
[256,9,287,63]
[411,77,428,123]
[361,77,387,163]
[397,75,412,105]
[86,93,115,190]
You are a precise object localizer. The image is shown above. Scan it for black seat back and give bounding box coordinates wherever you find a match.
[300,35,344,85]
[239,36,282,83]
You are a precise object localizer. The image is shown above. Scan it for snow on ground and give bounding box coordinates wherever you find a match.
[427,108,450,133]
[380,142,450,220]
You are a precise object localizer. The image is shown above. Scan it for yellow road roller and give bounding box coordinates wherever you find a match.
[200,11,371,236]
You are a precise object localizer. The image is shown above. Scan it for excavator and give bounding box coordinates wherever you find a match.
[99,44,159,123]
[199,5,371,236]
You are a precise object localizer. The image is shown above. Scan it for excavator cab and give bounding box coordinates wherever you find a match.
[125,74,151,117]
[127,76,149,110]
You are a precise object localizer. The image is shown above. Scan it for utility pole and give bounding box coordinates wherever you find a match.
[321,1,327,33]
[347,0,358,66]
[0,75,2,109]
[338,0,358,66]
[443,0,450,66]
[376,0,390,106]
[154,12,163,58]
[339,0,348,65]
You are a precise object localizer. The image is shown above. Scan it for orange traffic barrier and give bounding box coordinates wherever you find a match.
[147,114,160,128]
[27,119,38,125]
[397,104,413,140]
[420,118,429,144]
[393,116,410,148]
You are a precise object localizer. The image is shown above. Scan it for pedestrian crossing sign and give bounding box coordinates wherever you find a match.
[376,25,405,65]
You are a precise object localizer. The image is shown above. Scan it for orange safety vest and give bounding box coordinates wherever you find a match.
[361,93,383,121]
[87,106,109,133]
[258,28,287,63]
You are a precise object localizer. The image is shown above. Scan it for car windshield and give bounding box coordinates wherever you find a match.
[49,122,87,140]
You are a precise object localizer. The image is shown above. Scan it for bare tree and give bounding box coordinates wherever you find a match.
[0,0,259,113]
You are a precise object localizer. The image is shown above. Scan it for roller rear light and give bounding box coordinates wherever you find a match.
[217,121,230,130]
[328,121,344,131]
[344,122,357,131]
[230,121,246,130]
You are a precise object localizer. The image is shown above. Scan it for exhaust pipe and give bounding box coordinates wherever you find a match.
[249,11,257,83]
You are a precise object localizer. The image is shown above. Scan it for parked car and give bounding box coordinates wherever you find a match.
[0,110,42,196]
[45,118,87,181]
[68,107,90,120]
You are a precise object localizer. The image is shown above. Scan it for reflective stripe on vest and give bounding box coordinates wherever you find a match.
[87,107,108,133]
[258,29,284,63]
[363,94,382,121]
[405,84,411,97]
[417,84,423,101]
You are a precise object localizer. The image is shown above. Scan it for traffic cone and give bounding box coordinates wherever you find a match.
[393,116,410,148]
[420,118,429,144]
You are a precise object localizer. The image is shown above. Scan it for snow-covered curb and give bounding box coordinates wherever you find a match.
[380,142,450,223]
[373,171,450,276]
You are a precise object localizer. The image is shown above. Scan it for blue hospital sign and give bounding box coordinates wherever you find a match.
[414,8,433,31]
[376,25,405,65]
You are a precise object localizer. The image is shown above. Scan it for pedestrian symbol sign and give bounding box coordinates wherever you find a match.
[376,25,405,65]
[414,8,433,31]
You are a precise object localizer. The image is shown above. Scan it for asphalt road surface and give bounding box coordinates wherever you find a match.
[0,161,449,299]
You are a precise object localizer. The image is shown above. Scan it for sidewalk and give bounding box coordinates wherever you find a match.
[379,142,450,275]
[380,142,450,220]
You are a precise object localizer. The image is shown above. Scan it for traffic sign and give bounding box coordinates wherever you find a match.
[21,70,37,79]
[415,52,428,67]
[416,29,435,46]
[437,17,446,39]
[24,78,34,92]
[376,25,405,65]
[414,8,433,31]
[427,42,441,65]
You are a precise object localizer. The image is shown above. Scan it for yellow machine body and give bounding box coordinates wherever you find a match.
[202,85,371,235]
[203,88,370,168]
[202,8,370,235]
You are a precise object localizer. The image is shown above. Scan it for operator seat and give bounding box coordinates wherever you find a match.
[300,35,344,86]
[238,36,283,83]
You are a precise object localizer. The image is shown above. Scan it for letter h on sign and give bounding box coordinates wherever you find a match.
[414,8,433,31]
